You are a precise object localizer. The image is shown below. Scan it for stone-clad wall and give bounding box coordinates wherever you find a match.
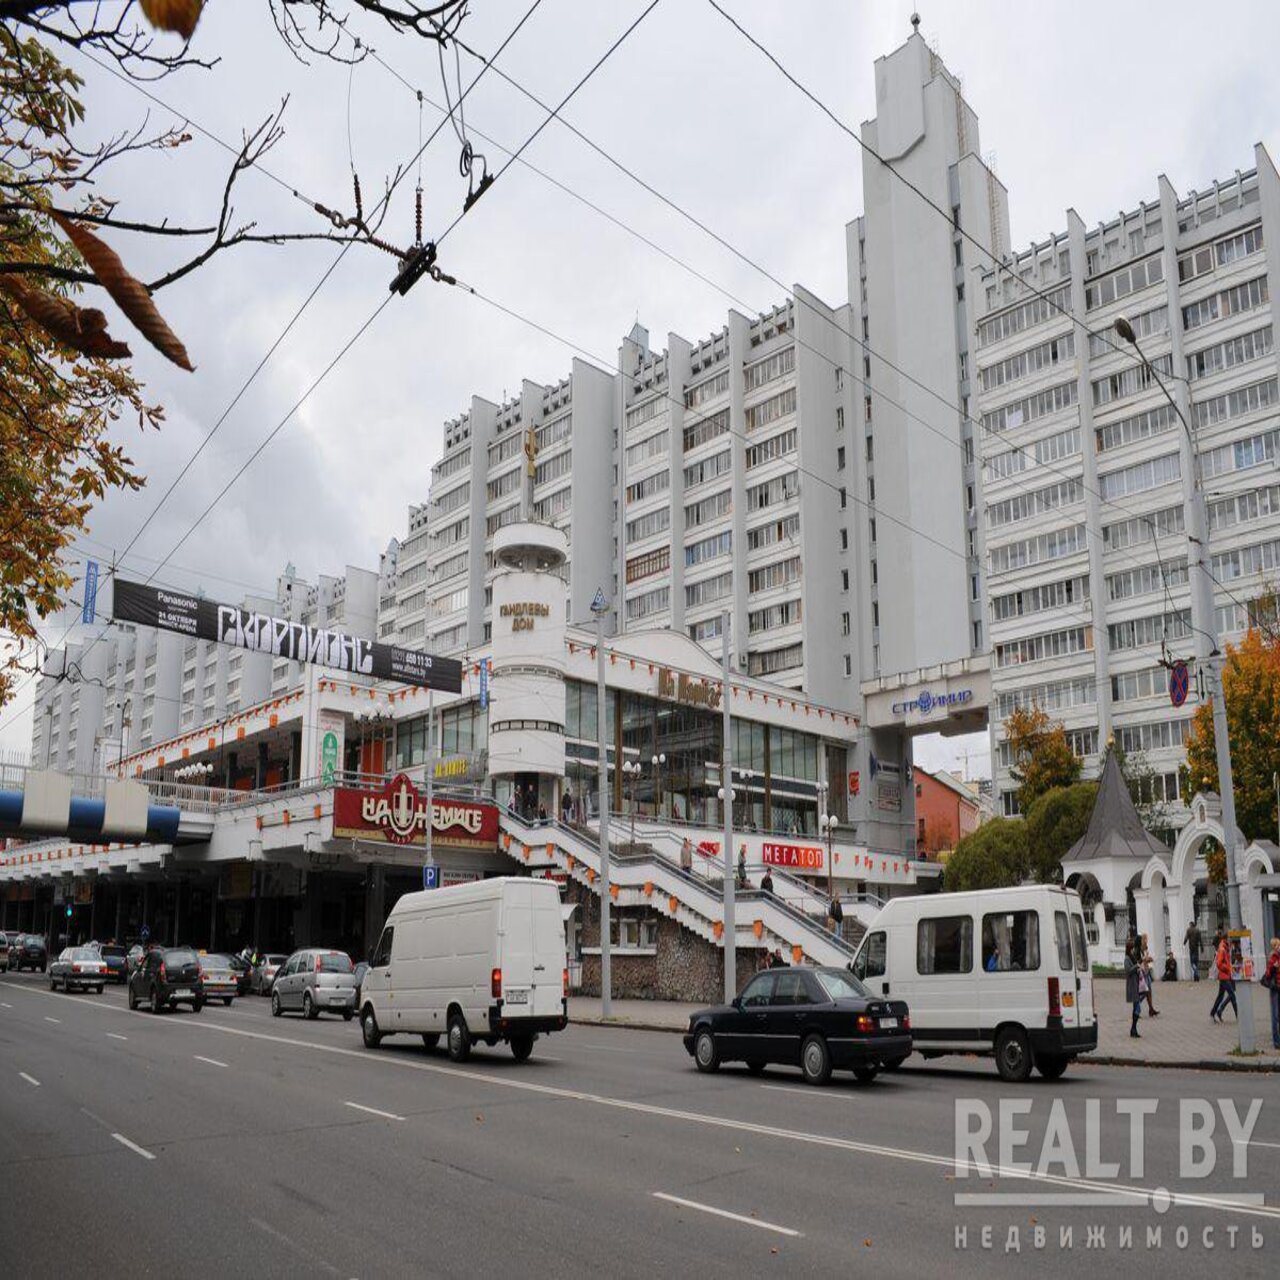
[570,882,761,1002]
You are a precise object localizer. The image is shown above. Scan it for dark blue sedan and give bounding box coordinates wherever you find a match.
[683,966,911,1086]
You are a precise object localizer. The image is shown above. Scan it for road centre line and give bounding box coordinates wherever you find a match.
[1249,1139,1280,1150]
[44,1016,60,1024]
[759,1083,855,1099]
[111,1133,156,1161]
[1,1001,12,1008]
[343,1101,404,1121]
[7,982,1280,1223]
[106,1033,128,1041]
[19,1072,39,1087]
[652,1191,801,1237]
[193,1055,229,1068]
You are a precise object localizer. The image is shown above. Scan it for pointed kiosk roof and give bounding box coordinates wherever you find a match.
[1063,749,1170,864]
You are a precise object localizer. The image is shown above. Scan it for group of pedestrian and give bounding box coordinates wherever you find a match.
[761,948,789,970]
[1123,933,1160,1038]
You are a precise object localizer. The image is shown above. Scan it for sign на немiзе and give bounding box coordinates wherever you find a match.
[113,579,461,692]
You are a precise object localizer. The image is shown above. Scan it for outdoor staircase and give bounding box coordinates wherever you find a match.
[497,812,858,968]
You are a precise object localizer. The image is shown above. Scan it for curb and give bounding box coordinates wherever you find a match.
[570,1015,685,1035]
[1082,1053,1280,1074]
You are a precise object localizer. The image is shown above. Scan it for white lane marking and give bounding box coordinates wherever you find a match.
[758,1083,844,1098]
[1,1001,12,1008]
[19,1072,40,1087]
[193,1055,229,1068]
[106,1032,128,1041]
[111,1133,156,1161]
[577,1042,637,1053]
[1250,1139,1280,1150]
[652,1191,801,1237]
[43,1016,60,1024]
[8,980,1277,1224]
[343,1101,404,1122]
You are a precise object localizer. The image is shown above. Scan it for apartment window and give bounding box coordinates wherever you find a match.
[836,406,844,431]
[1177,223,1264,282]
[485,471,518,502]
[743,346,796,391]
[1194,376,1279,429]
[872,601,879,627]
[869,518,877,543]
[626,546,670,584]
[745,429,796,470]
[972,620,983,649]
[976,285,1071,348]
[486,506,519,536]
[987,523,1086,573]
[683,448,732,488]
[1186,325,1274,382]
[685,489,733,528]
[954,240,963,268]
[840,529,849,551]
[871,560,877,585]
[748,599,803,634]
[840,486,847,510]
[956,283,965,302]
[995,625,1092,668]
[1182,275,1268,331]
[625,470,670,505]
[951,204,961,229]
[1087,305,1167,356]
[841,568,850,591]
[1091,353,1174,408]
[1094,404,1177,453]
[1102,503,1185,552]
[685,530,732,567]
[979,333,1075,392]
[970,574,979,601]
[626,507,671,542]
[746,473,799,512]
[685,572,734,609]
[841,611,850,636]
[685,369,730,410]
[1083,254,1164,310]
[748,643,804,677]
[1098,453,1181,500]
[843,654,853,677]
[625,585,670,622]
[983,379,1079,433]
[967,484,975,512]
[868,477,875,502]
[746,513,799,551]
[744,387,797,432]
[835,367,844,391]
[625,430,668,469]
[991,575,1089,621]
[625,396,664,430]
[748,557,801,594]
[683,407,731,452]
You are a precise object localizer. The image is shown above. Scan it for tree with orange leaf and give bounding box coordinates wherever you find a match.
[1183,626,1280,842]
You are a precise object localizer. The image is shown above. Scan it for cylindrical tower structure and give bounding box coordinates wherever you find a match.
[487,521,568,816]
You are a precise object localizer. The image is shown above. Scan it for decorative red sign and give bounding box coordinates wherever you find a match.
[695,840,721,858]
[762,841,825,871]
[332,773,499,849]
[848,770,860,796]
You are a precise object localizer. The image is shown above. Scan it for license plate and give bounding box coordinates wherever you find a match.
[879,1017,898,1029]
[173,988,191,998]
[328,992,349,1002]
[506,989,529,1005]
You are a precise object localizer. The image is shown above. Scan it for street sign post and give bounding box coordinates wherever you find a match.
[422,864,439,890]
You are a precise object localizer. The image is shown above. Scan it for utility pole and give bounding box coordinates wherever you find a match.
[721,610,736,1001]
[1116,316,1255,1053]
[425,690,435,870]
[591,589,612,1017]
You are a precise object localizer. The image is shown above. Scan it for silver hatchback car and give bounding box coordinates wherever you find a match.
[270,949,357,1021]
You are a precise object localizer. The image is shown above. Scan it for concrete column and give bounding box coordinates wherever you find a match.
[252,871,263,950]
[88,889,98,944]
[173,880,182,946]
[209,882,218,952]
[142,882,153,940]
[115,888,124,943]
[365,865,386,951]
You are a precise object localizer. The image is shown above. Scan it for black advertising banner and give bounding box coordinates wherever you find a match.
[112,579,462,693]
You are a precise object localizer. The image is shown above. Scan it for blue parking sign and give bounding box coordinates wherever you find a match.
[423,864,439,890]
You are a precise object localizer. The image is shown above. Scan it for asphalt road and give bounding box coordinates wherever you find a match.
[1,969,1277,1278]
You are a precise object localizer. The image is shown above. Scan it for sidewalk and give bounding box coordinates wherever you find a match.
[569,980,1280,1071]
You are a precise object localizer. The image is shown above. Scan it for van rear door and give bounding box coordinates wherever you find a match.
[1069,908,1095,1030]
[500,883,564,1019]
[1050,902,1080,1033]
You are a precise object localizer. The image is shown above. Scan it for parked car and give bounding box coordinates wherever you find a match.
[849,884,1097,1082]
[360,878,568,1062]
[49,946,108,994]
[95,943,129,984]
[250,954,288,995]
[127,946,204,1013]
[270,949,357,1020]
[10,934,48,973]
[199,954,238,1005]
[0,933,9,972]
[352,960,369,1004]
[684,967,911,1086]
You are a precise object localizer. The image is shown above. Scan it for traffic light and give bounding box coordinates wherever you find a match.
[65,905,72,917]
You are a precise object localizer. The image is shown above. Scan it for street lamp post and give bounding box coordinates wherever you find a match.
[651,753,666,819]
[590,590,612,1018]
[622,759,641,847]
[1115,314,1255,1054]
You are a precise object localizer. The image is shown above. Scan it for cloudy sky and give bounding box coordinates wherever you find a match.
[4,0,1279,765]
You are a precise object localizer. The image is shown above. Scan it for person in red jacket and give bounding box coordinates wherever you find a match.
[1210,931,1238,1023]
[1264,937,1280,1050]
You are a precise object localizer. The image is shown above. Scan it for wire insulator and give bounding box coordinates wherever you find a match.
[415,186,423,246]
[353,173,364,224]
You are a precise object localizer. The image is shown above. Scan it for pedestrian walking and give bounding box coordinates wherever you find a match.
[1139,933,1159,1016]
[772,948,788,968]
[1210,930,1238,1022]
[737,844,748,890]
[680,837,693,873]
[760,868,774,896]
[1262,936,1280,1050]
[828,894,844,935]
[1124,938,1142,1039]
[1184,919,1202,982]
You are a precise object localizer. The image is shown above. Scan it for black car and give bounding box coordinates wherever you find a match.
[96,943,129,984]
[228,954,253,996]
[683,967,912,1086]
[10,934,48,973]
[127,946,205,1013]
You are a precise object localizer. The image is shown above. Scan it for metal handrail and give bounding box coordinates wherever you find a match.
[500,811,856,957]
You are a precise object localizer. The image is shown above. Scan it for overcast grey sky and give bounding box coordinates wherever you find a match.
[4,0,1279,764]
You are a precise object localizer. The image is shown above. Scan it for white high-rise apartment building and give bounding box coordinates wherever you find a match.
[979,154,1280,821]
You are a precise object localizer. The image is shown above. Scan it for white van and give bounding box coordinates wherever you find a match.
[359,877,568,1063]
[850,885,1097,1081]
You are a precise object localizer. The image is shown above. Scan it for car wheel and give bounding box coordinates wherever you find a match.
[49,973,57,991]
[745,1060,766,1075]
[693,1026,720,1074]
[994,1027,1033,1083]
[223,998,232,1007]
[361,1006,382,1049]
[509,1033,535,1063]
[447,1013,472,1063]
[192,999,204,1014]
[95,985,104,995]
[270,990,282,1018]
[800,1033,832,1086]
[421,1033,439,1051]
[150,984,163,1014]
[303,992,318,1021]
[882,1056,908,1072]
[852,1066,878,1085]
[127,984,138,1011]
[1036,1054,1069,1081]
[342,1009,354,1022]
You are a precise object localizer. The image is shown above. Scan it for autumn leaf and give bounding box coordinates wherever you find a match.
[139,0,204,41]
[51,211,194,370]
[0,276,132,360]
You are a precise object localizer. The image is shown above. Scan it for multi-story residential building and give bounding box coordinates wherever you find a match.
[978,152,1280,821]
